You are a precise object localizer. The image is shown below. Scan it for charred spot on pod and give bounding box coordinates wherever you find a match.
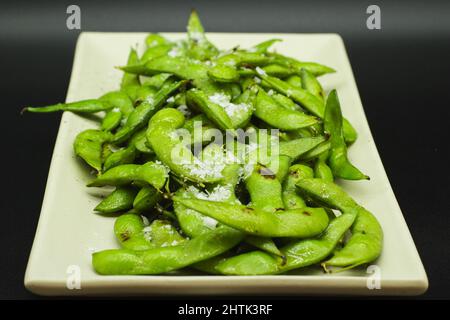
[241,63,255,69]
[243,207,254,214]
[120,231,130,242]
[302,211,311,216]
[289,170,299,178]
[275,208,284,212]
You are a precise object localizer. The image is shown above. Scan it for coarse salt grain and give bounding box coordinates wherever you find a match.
[208,92,250,118]
[255,66,266,76]
[202,216,218,229]
[168,47,181,57]
[177,104,191,116]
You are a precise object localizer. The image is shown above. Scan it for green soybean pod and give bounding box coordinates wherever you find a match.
[92,225,243,275]
[296,178,383,271]
[73,129,112,173]
[324,90,368,180]
[94,187,138,214]
[133,186,161,213]
[121,48,141,89]
[175,197,329,238]
[87,162,168,190]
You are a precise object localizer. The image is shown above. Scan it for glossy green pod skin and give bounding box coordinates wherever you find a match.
[121,56,207,79]
[100,91,134,117]
[314,152,334,182]
[186,10,219,60]
[324,90,368,180]
[113,80,187,144]
[145,33,170,48]
[259,73,357,144]
[121,48,141,89]
[261,64,298,78]
[92,225,243,275]
[285,75,302,88]
[254,89,318,130]
[250,38,282,53]
[245,163,284,213]
[300,68,325,102]
[141,73,173,89]
[271,53,336,76]
[208,64,240,83]
[24,99,110,114]
[133,186,161,212]
[101,109,122,132]
[299,140,330,161]
[132,129,154,154]
[186,88,234,130]
[279,136,326,161]
[296,178,383,271]
[141,44,174,63]
[259,73,325,118]
[210,212,356,275]
[182,114,216,145]
[87,162,168,190]
[94,187,138,214]
[244,156,291,257]
[114,214,185,251]
[282,164,314,210]
[270,92,302,112]
[173,149,241,237]
[103,145,137,172]
[175,197,329,238]
[146,108,223,183]
[73,129,112,173]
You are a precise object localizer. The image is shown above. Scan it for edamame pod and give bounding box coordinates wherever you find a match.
[296,178,383,271]
[279,136,326,161]
[121,48,141,89]
[114,214,185,251]
[92,225,243,275]
[300,68,325,102]
[113,80,187,144]
[24,99,110,114]
[324,90,368,180]
[133,186,161,212]
[94,187,138,214]
[282,164,314,210]
[147,108,225,183]
[87,162,169,190]
[272,53,336,76]
[211,212,356,275]
[186,10,219,60]
[314,152,334,182]
[174,197,329,238]
[73,129,112,172]
[250,38,281,54]
[254,88,318,130]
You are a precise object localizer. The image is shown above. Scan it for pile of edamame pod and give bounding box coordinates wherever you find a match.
[24,11,382,275]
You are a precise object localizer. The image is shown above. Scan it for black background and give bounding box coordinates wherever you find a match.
[1,0,449,299]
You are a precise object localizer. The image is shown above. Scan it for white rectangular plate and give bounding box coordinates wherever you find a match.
[25,32,428,296]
